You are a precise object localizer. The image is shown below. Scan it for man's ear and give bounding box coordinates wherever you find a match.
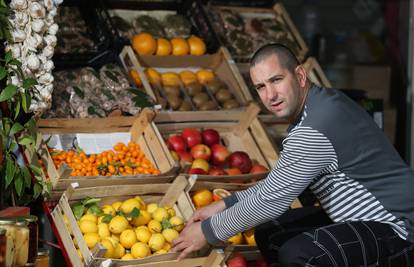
[295,65,307,87]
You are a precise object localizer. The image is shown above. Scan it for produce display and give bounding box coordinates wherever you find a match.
[208,7,300,61]
[226,252,268,267]
[130,68,241,111]
[111,14,192,40]
[54,6,96,54]
[166,128,269,175]
[68,196,185,260]
[6,0,62,116]
[44,64,152,118]
[191,188,256,246]
[49,141,160,176]
[132,32,207,56]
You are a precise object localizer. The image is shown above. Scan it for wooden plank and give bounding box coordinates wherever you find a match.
[249,118,279,166]
[239,131,268,166]
[38,141,60,187]
[130,108,155,143]
[160,176,189,207]
[151,122,176,172]
[143,123,170,172]
[176,192,195,221]
[201,249,224,267]
[155,110,244,123]
[121,256,209,267]
[232,103,260,136]
[303,57,332,88]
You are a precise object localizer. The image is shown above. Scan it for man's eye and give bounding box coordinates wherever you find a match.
[255,86,264,91]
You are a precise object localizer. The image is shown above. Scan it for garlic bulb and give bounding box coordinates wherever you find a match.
[42,46,54,58]
[13,11,29,27]
[7,45,21,58]
[29,2,46,19]
[43,0,53,11]
[38,73,54,85]
[47,23,58,35]
[43,60,54,72]
[12,29,26,42]
[31,19,45,33]
[10,0,27,10]
[27,54,40,71]
[44,35,56,47]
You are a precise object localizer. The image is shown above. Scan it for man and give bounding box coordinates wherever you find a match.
[172,43,414,266]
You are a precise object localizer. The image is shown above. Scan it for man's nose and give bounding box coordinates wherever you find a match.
[265,84,277,101]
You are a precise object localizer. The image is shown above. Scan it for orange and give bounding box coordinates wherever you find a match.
[156,38,172,56]
[196,69,215,84]
[161,72,181,87]
[187,35,206,56]
[132,32,157,55]
[243,229,256,246]
[129,69,142,87]
[170,37,190,56]
[145,68,161,85]
[227,232,244,245]
[192,189,213,208]
[179,71,197,85]
[212,188,231,202]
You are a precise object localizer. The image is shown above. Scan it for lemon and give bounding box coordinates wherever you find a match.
[112,201,123,211]
[98,223,111,238]
[131,210,151,226]
[79,220,98,234]
[162,228,179,243]
[120,229,137,249]
[148,220,162,233]
[76,249,84,262]
[121,253,134,260]
[149,233,165,252]
[121,198,141,214]
[101,238,114,258]
[169,216,184,232]
[111,234,120,242]
[135,196,146,210]
[154,249,168,255]
[146,203,159,214]
[152,207,169,222]
[83,233,100,248]
[103,236,118,248]
[135,227,151,243]
[113,243,126,259]
[131,242,150,258]
[165,206,176,217]
[227,232,243,245]
[102,205,116,216]
[80,214,98,224]
[243,229,256,246]
[97,216,105,224]
[162,242,171,251]
[109,216,129,234]
[136,225,149,231]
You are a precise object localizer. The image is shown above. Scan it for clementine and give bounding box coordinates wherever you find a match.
[187,35,206,56]
[179,70,198,86]
[145,68,161,85]
[156,38,172,56]
[161,72,181,87]
[170,37,190,56]
[129,69,142,87]
[132,32,157,55]
[196,69,215,84]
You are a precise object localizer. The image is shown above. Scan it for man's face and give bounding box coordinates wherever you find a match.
[250,54,306,120]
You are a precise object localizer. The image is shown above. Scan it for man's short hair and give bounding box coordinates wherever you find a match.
[250,43,300,73]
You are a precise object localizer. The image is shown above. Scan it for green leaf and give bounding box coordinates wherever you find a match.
[22,166,32,188]
[8,140,18,152]
[46,181,52,195]
[73,86,84,99]
[72,204,85,220]
[21,91,31,113]
[8,59,22,67]
[161,218,172,229]
[0,66,6,80]
[5,50,11,63]
[82,197,101,206]
[105,71,119,83]
[0,84,17,101]
[14,172,23,197]
[14,99,20,120]
[87,204,103,216]
[18,136,34,147]
[33,183,42,199]
[10,122,23,135]
[29,164,43,176]
[101,214,113,224]
[129,207,140,218]
[102,89,116,101]
[5,157,15,188]
[23,78,37,89]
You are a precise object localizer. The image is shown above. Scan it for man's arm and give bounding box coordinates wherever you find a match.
[201,127,338,244]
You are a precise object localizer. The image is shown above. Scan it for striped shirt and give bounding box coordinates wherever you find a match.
[202,85,414,244]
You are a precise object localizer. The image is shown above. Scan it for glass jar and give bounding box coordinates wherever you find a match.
[14,221,29,266]
[23,216,38,264]
[34,250,49,267]
[0,219,17,267]
[0,228,7,267]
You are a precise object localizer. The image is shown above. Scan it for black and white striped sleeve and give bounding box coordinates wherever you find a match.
[201,127,338,244]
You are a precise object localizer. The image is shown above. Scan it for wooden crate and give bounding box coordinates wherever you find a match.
[119,46,253,111]
[303,57,332,88]
[51,176,225,267]
[155,104,279,183]
[207,3,308,62]
[30,109,177,201]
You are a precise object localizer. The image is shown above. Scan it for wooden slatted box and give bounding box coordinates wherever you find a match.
[155,104,279,183]
[51,176,225,267]
[119,46,253,112]
[30,109,177,201]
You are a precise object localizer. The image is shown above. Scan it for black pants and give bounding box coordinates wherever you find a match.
[255,207,414,267]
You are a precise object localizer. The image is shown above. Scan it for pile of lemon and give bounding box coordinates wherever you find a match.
[67,196,185,261]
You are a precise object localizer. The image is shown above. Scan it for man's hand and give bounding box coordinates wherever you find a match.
[171,221,207,260]
[187,200,226,226]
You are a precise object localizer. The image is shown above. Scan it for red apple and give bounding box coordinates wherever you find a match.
[176,150,193,163]
[250,164,269,174]
[191,144,211,161]
[252,259,268,267]
[182,128,202,148]
[210,144,230,166]
[167,135,187,152]
[228,151,252,174]
[208,167,226,176]
[225,168,242,176]
[188,168,208,175]
[201,128,220,146]
[227,252,247,267]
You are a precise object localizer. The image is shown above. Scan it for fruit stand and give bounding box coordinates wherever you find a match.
[0,0,316,266]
